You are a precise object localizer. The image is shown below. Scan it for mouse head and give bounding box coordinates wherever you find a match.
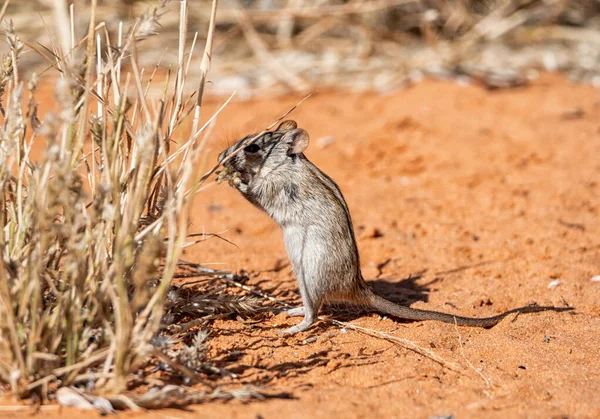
[217,120,310,189]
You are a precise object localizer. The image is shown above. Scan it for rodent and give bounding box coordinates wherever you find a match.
[216,120,573,334]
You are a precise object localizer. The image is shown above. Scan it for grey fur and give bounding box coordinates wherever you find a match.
[217,120,573,334]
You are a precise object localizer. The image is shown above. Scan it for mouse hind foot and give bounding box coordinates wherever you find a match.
[277,306,317,335]
[278,281,322,334]
[277,317,315,335]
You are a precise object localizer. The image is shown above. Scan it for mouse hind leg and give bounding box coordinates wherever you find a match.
[278,270,322,334]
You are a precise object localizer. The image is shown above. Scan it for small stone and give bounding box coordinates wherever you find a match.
[56,387,94,410]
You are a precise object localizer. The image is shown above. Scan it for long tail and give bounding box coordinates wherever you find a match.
[367,292,573,328]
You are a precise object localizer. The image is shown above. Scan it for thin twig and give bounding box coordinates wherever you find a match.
[453,321,491,387]
[329,319,462,372]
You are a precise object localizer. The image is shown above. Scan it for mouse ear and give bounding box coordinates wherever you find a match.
[284,129,310,155]
[276,120,297,132]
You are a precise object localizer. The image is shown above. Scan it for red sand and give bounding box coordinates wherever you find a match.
[4,74,599,418]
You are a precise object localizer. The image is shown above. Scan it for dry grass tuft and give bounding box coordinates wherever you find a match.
[0,0,268,410]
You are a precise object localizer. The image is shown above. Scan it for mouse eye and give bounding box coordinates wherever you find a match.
[244,143,260,153]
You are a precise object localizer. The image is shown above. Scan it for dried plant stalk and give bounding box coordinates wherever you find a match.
[0,0,232,402]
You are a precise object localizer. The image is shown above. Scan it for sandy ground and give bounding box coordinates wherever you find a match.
[2,74,599,418]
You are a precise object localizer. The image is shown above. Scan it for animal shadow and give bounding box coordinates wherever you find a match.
[369,269,430,306]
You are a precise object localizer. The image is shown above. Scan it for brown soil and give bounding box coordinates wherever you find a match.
[3,74,599,418]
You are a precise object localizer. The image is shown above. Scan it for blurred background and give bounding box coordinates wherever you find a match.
[2,0,600,96]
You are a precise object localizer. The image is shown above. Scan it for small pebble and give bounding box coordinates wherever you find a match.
[548,279,560,289]
[591,275,600,282]
[56,387,94,410]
